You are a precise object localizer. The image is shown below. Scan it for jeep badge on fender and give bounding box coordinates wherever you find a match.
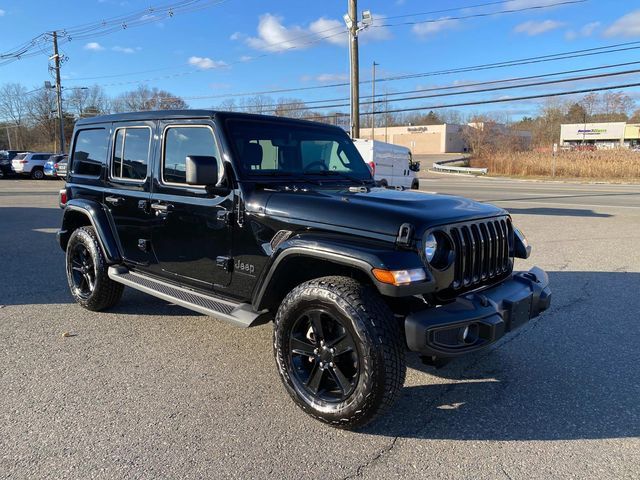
[57,110,551,429]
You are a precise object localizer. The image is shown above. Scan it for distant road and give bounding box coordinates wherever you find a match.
[419,173,640,211]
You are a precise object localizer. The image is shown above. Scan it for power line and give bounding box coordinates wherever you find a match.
[207,60,640,111]
[0,0,232,67]
[375,0,586,29]
[368,82,640,115]
[172,40,640,102]
[65,0,587,88]
[266,67,640,114]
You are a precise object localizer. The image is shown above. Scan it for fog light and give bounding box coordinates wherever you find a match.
[459,323,479,344]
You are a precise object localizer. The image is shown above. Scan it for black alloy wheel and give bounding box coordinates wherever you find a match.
[65,226,124,311]
[288,308,359,403]
[68,242,96,299]
[274,276,406,429]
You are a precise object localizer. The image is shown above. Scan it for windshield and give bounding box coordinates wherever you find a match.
[225,119,372,183]
[13,153,27,160]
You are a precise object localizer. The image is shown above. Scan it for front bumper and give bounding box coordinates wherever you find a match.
[405,267,551,357]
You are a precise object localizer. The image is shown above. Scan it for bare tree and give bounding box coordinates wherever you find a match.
[112,85,188,112]
[67,85,110,117]
[274,98,309,119]
[27,88,57,150]
[0,83,30,149]
[217,98,238,112]
[462,115,497,156]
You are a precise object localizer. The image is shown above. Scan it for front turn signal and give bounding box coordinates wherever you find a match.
[372,268,426,286]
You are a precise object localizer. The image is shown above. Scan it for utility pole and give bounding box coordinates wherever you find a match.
[344,3,371,139]
[372,61,379,140]
[52,31,65,154]
[348,0,359,139]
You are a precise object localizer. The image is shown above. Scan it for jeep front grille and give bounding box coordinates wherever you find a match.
[449,217,513,290]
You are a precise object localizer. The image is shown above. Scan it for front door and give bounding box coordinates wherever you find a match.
[149,121,233,290]
[104,121,155,267]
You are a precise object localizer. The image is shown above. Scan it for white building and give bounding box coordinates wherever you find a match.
[560,122,640,149]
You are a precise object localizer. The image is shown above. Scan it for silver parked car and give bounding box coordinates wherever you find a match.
[11,152,55,180]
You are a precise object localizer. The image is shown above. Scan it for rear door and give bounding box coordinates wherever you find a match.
[148,120,233,290]
[104,121,156,266]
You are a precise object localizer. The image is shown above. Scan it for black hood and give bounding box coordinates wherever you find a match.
[246,187,507,239]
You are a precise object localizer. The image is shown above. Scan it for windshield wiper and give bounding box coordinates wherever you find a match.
[248,171,323,186]
[304,170,372,186]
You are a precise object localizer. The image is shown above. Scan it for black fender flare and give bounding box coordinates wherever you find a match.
[58,199,122,264]
[252,235,432,310]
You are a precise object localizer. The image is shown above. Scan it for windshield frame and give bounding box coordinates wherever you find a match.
[223,117,373,185]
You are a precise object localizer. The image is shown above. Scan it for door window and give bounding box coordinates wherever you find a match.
[71,128,108,177]
[111,127,151,181]
[162,126,219,185]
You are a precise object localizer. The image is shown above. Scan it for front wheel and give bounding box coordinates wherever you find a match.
[66,226,124,311]
[274,276,406,429]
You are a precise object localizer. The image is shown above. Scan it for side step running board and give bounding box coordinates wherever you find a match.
[108,266,268,328]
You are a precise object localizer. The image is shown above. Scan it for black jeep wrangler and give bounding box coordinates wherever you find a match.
[58,110,551,429]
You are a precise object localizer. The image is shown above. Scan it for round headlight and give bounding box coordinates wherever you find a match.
[424,233,438,262]
[423,231,453,270]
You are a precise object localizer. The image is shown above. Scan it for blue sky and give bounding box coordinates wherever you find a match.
[1,0,640,119]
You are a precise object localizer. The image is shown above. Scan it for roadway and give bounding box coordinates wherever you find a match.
[0,177,638,479]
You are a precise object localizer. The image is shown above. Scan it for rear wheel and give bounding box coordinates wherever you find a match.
[66,226,124,311]
[411,179,420,190]
[274,276,406,429]
[31,168,44,180]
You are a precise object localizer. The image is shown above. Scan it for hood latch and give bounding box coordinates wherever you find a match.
[396,223,414,247]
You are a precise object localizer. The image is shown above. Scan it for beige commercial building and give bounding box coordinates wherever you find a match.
[359,124,468,154]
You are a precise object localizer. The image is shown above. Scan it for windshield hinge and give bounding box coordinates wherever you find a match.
[396,223,414,247]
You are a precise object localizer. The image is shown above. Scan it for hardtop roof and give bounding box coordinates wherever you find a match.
[75,110,345,132]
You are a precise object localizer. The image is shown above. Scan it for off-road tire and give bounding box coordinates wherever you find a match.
[274,276,406,429]
[66,226,124,311]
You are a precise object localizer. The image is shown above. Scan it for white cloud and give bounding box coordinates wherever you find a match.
[412,17,460,37]
[239,55,253,62]
[112,46,139,54]
[243,13,389,52]
[230,31,244,41]
[0,9,5,16]
[604,10,640,37]
[308,17,345,45]
[188,56,228,70]
[581,21,600,36]
[313,73,349,83]
[514,19,564,36]
[503,0,568,8]
[565,21,600,40]
[84,42,104,51]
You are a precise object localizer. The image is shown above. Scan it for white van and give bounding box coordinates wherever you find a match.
[353,139,420,189]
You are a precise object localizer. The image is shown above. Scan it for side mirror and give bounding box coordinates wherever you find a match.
[409,161,421,172]
[186,155,219,186]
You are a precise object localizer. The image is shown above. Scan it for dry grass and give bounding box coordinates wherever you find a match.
[470,150,640,181]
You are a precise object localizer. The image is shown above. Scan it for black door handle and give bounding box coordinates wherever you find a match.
[105,195,125,206]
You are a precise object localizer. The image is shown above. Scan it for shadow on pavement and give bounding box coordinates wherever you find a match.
[507,207,613,218]
[362,271,640,441]
[0,206,200,316]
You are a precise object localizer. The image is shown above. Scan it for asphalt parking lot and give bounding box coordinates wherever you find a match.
[1,176,639,479]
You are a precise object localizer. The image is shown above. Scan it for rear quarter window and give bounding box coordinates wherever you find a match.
[71,128,108,177]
